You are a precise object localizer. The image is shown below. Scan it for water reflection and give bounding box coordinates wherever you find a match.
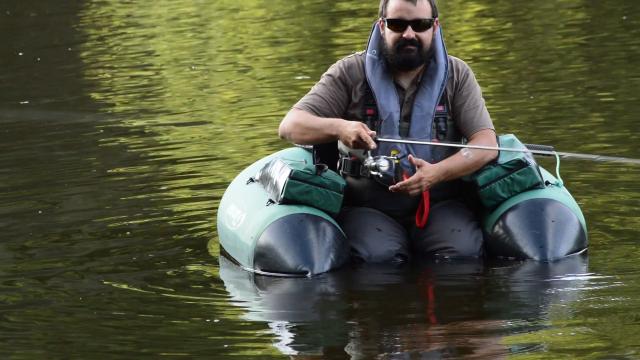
[444,0,640,161]
[219,255,590,357]
[1,0,640,357]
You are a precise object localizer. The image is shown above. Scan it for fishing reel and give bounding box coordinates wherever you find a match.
[362,151,404,186]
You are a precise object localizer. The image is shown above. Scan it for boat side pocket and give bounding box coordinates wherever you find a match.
[467,134,545,210]
[254,158,346,216]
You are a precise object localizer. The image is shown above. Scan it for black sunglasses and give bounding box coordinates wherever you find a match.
[383,18,435,33]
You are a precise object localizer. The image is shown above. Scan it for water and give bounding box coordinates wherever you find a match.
[1,0,639,358]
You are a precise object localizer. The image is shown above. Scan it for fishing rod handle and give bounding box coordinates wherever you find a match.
[525,143,555,153]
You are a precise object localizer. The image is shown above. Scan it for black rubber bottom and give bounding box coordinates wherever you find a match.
[253,213,349,276]
[486,198,588,261]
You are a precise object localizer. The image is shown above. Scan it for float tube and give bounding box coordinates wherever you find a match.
[483,166,587,260]
[217,147,349,276]
[217,147,587,276]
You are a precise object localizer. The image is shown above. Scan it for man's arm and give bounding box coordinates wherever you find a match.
[279,108,377,150]
[388,128,497,196]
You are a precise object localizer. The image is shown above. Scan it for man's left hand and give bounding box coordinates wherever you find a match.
[388,155,441,196]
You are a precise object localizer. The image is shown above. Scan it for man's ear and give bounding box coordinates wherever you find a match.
[433,18,440,31]
[378,18,385,33]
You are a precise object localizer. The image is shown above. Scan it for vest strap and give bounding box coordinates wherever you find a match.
[433,91,450,141]
[363,82,379,132]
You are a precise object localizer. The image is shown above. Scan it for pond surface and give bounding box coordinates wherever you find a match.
[1,0,640,358]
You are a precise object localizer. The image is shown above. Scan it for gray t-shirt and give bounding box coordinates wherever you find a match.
[294,51,494,139]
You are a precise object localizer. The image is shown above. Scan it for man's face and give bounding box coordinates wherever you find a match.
[379,0,439,72]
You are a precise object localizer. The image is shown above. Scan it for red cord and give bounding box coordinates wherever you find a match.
[416,189,430,228]
[402,173,430,228]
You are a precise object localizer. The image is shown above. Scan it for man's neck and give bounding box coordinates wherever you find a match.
[393,65,426,90]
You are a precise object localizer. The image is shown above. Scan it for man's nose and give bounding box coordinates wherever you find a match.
[402,26,417,39]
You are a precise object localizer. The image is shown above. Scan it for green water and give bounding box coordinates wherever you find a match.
[1,0,639,358]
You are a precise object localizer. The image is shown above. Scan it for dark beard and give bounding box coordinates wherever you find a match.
[381,36,434,72]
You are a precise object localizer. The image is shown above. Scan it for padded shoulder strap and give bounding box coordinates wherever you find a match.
[363,81,380,132]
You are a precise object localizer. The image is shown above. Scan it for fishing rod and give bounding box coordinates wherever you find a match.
[376,137,640,166]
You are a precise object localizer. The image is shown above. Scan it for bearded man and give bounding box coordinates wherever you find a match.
[278,0,498,263]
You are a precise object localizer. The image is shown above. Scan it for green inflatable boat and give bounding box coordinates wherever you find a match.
[217,142,588,277]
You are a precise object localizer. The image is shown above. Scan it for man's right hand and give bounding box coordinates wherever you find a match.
[337,121,377,150]
[279,109,377,150]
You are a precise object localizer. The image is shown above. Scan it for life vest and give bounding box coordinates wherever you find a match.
[363,82,456,148]
[358,21,451,174]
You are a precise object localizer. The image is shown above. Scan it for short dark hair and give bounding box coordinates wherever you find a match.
[378,0,438,19]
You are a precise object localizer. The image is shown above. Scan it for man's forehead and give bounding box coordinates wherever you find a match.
[386,0,432,18]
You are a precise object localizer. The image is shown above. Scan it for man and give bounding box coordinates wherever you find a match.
[279,0,497,263]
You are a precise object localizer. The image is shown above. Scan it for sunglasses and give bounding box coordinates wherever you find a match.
[383,18,435,33]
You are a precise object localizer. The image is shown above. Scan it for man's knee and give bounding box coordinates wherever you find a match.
[338,207,410,263]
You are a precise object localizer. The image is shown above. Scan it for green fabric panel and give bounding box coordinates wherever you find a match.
[287,164,346,194]
[267,158,346,216]
[477,165,545,209]
[474,158,527,186]
[468,134,545,210]
[282,178,344,216]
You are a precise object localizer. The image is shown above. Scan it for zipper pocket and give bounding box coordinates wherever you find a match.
[478,159,530,191]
